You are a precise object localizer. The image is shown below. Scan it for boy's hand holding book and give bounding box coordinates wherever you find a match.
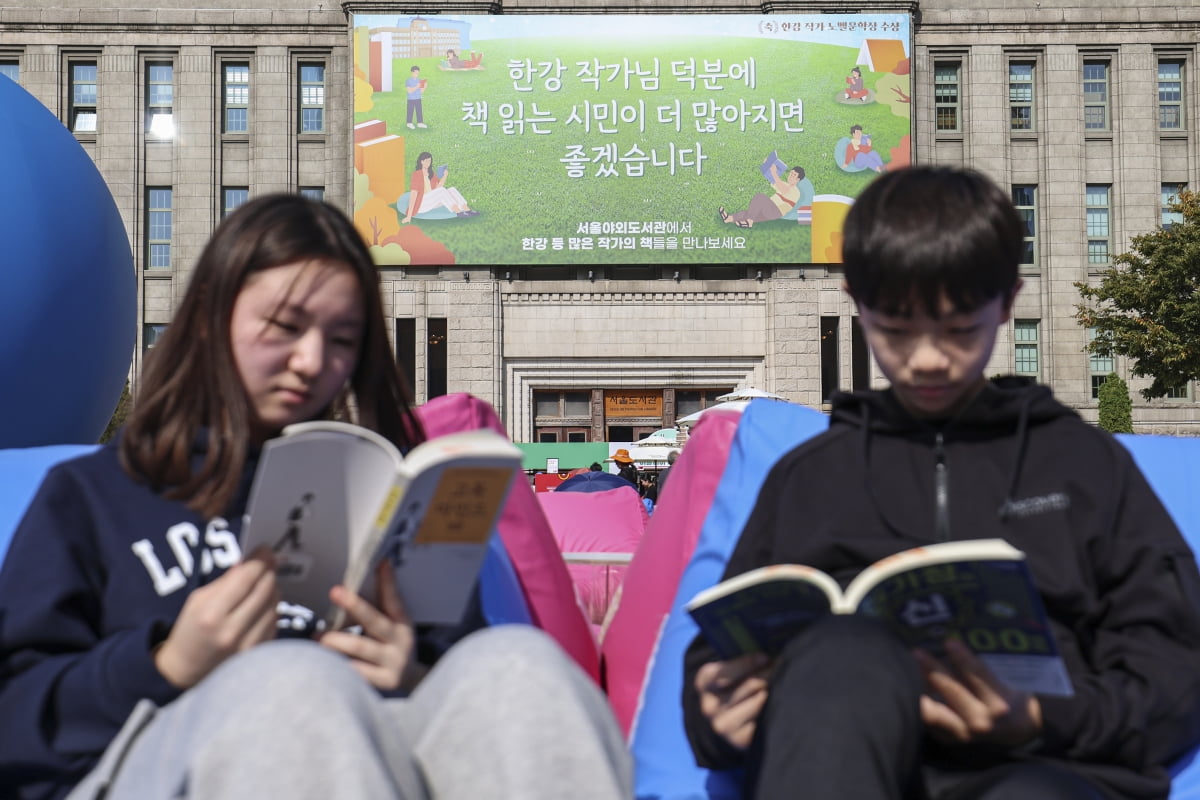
[695,651,772,751]
[917,637,1043,750]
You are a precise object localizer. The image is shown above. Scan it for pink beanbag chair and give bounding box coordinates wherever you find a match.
[416,393,599,682]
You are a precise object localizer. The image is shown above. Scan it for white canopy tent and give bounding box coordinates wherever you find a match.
[626,428,682,467]
[675,400,751,425]
[715,386,788,403]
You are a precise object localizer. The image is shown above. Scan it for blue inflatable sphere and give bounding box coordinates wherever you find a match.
[0,78,135,447]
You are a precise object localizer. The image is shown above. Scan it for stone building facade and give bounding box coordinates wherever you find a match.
[1,0,1197,439]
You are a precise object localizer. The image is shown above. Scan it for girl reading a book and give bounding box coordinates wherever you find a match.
[0,194,630,800]
[402,151,478,222]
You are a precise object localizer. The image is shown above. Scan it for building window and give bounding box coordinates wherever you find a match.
[934,62,961,132]
[1165,382,1191,401]
[674,389,733,420]
[426,317,446,399]
[534,390,593,442]
[851,317,870,391]
[1014,320,1040,377]
[535,391,591,419]
[1083,61,1109,131]
[1009,62,1035,130]
[1086,185,1110,265]
[223,187,249,217]
[68,62,98,133]
[299,187,325,201]
[143,323,168,354]
[1088,328,1114,399]
[820,316,840,402]
[223,63,249,134]
[146,187,173,269]
[1158,60,1184,130]
[1012,185,1037,267]
[394,318,415,389]
[299,63,325,133]
[0,60,17,83]
[1163,184,1186,230]
[146,61,174,138]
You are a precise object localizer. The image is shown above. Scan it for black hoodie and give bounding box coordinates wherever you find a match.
[684,378,1200,799]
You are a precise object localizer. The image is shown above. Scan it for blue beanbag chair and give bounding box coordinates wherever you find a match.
[629,401,828,799]
[1116,434,1200,799]
[0,445,100,564]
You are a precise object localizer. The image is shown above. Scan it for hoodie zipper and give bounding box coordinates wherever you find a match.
[934,432,950,541]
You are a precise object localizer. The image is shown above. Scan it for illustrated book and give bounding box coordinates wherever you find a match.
[759,150,788,183]
[241,421,522,630]
[435,164,448,181]
[686,538,1073,696]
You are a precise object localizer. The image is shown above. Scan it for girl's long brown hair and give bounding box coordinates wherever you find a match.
[120,194,423,518]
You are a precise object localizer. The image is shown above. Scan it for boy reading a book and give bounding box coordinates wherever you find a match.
[684,166,1200,799]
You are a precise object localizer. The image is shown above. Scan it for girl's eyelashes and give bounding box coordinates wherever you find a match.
[267,317,300,334]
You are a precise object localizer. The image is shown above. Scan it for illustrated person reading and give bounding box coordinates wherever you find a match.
[402,151,478,223]
[0,194,632,800]
[720,164,807,229]
[844,124,885,173]
[844,66,868,101]
[445,49,483,70]
[405,65,426,129]
[684,166,1200,800]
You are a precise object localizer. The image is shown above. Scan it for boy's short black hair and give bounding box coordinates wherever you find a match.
[842,166,1022,318]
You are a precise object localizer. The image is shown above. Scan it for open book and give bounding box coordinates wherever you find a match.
[435,164,448,181]
[241,421,522,630]
[686,539,1073,696]
[759,149,788,183]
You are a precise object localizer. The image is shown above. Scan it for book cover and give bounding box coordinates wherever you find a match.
[435,164,448,181]
[687,539,1073,696]
[241,422,521,630]
[759,150,788,183]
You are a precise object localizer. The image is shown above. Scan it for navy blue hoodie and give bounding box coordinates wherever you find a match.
[0,433,481,800]
[683,378,1200,799]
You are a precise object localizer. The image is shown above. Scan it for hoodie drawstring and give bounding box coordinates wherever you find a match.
[997,392,1034,522]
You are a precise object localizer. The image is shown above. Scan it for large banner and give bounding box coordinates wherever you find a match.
[351,14,911,267]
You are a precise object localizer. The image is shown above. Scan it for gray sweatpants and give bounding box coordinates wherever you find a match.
[69,625,632,799]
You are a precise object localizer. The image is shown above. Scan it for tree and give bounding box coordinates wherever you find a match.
[100,379,131,443]
[1097,373,1133,434]
[1076,189,1200,399]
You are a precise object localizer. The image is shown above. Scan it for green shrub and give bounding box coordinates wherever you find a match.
[1097,373,1133,434]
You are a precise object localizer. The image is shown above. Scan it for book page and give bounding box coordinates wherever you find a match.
[851,554,1073,696]
[687,565,841,660]
[842,539,1022,610]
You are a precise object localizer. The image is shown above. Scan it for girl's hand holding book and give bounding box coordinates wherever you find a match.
[153,548,281,689]
[319,559,427,692]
